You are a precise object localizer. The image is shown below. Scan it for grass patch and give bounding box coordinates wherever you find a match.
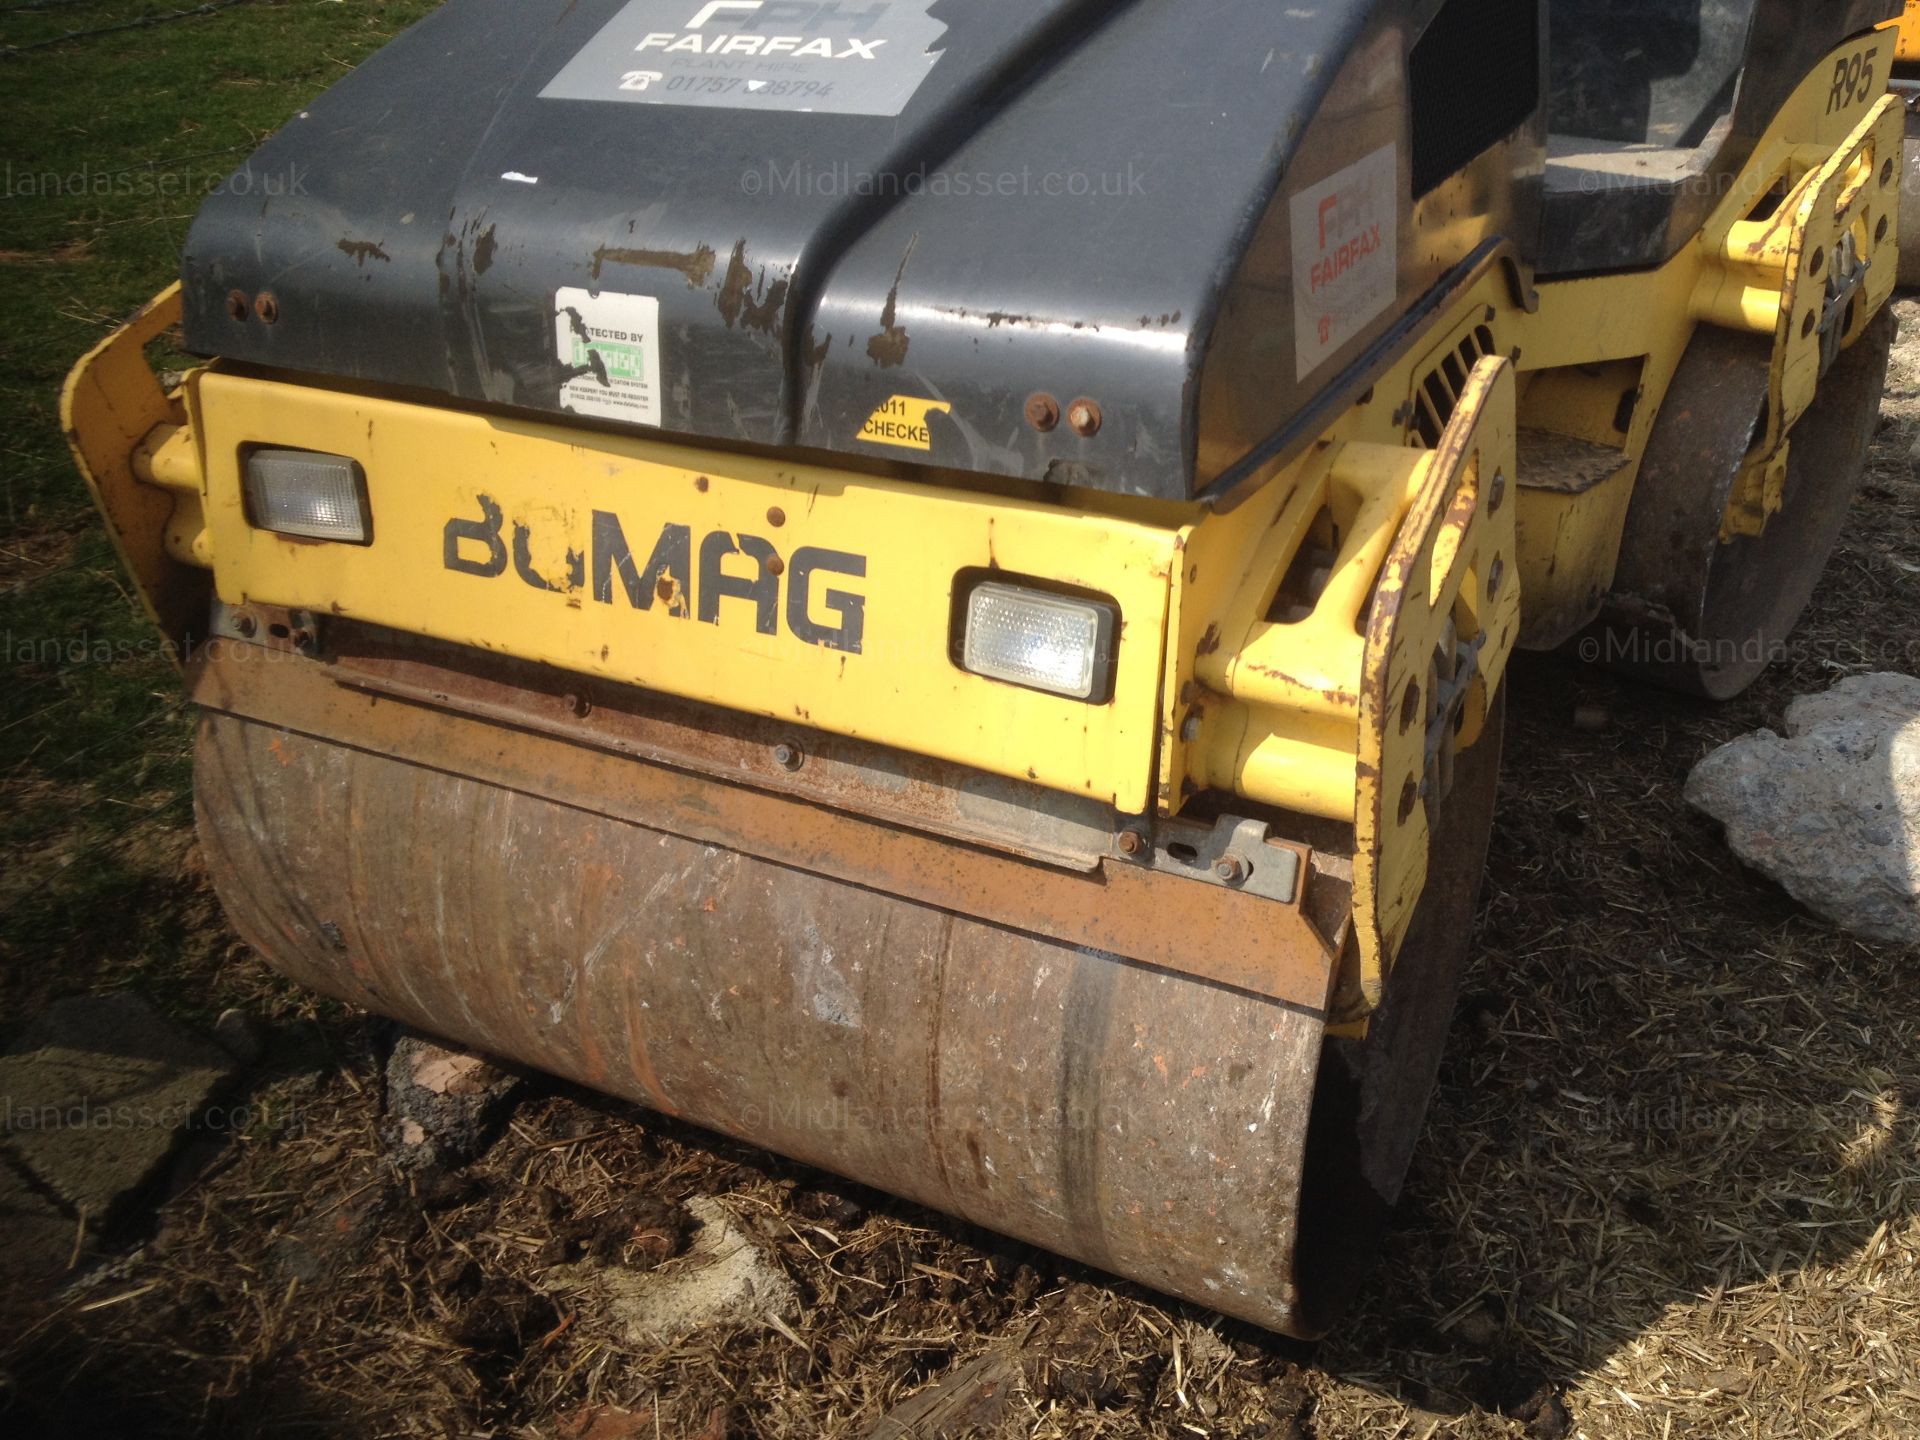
[0,0,441,1016]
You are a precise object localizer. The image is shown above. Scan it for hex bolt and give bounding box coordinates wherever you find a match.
[254,291,279,324]
[565,693,592,718]
[773,743,804,772]
[225,290,251,323]
[1025,394,1060,432]
[766,506,786,528]
[290,626,316,653]
[1067,398,1103,437]
[232,610,257,638]
[1117,830,1146,857]
[1213,854,1249,885]
[1489,470,1508,513]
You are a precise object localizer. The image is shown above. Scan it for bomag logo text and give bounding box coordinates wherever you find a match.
[442,495,868,654]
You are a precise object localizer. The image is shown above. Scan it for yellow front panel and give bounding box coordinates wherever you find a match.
[192,372,1177,813]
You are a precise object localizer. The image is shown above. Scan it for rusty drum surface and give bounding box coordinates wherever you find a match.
[195,709,1334,1332]
[191,623,1504,1336]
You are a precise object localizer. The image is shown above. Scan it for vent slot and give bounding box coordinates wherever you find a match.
[1409,0,1541,198]
[1407,324,1496,448]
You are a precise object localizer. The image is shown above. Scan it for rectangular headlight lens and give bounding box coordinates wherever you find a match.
[243,448,370,544]
[962,580,1116,702]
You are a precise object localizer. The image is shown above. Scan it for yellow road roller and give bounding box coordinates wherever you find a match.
[65,0,1903,1336]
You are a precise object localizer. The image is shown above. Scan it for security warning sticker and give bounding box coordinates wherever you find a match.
[554,287,662,426]
[856,394,951,450]
[1290,144,1399,381]
[540,0,948,117]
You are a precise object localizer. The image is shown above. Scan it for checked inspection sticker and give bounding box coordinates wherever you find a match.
[540,0,948,117]
[1290,144,1399,381]
[856,394,951,450]
[554,287,662,427]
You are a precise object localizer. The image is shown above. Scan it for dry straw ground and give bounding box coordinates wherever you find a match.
[5,302,1917,1438]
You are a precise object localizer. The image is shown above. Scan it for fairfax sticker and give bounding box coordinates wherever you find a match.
[554,287,662,427]
[1289,144,1398,381]
[540,0,947,117]
[855,393,951,450]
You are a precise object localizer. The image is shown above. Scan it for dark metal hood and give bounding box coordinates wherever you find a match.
[180,0,1543,499]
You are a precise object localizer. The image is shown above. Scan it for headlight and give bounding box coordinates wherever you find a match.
[243,448,371,544]
[960,579,1117,702]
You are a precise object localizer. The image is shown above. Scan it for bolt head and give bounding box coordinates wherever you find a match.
[773,743,803,771]
[1025,394,1060,432]
[1213,855,1248,885]
[1067,398,1103,437]
[1117,830,1145,856]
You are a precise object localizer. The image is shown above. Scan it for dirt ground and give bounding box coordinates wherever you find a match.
[1,301,1917,1439]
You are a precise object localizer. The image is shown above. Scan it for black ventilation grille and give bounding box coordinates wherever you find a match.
[1408,324,1497,448]
[1409,0,1541,198]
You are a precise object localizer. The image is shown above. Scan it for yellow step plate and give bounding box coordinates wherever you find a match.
[191,371,1178,814]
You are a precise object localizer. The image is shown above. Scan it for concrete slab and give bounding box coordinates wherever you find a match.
[0,992,237,1221]
[0,1159,77,1280]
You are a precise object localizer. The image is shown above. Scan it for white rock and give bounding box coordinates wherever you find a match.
[541,1196,798,1346]
[1686,672,1920,943]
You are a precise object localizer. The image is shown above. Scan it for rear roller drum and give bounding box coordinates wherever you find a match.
[1592,307,1893,700]
[1900,101,1920,290]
